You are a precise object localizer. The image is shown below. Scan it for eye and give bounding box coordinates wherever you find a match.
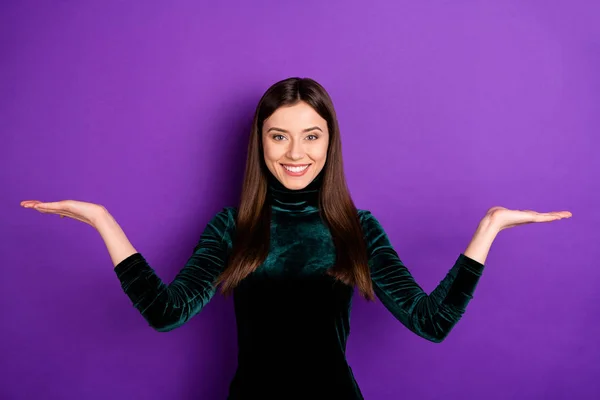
[272,134,286,141]
[306,134,318,140]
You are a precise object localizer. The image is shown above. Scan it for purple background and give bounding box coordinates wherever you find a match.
[2,1,598,399]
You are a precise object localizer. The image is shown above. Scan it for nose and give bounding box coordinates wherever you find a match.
[286,138,305,160]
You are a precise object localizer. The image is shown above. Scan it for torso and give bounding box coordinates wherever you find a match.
[227,206,364,400]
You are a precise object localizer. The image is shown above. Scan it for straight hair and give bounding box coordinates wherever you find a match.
[215,77,374,300]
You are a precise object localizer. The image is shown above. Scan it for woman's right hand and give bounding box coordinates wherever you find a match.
[20,200,107,229]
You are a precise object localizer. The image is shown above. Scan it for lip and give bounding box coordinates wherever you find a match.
[280,163,311,177]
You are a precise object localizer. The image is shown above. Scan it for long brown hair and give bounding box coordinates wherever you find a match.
[215,77,374,300]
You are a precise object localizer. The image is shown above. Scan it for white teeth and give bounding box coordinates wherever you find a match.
[283,164,309,173]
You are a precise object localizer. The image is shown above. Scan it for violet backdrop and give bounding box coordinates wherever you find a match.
[2,1,599,399]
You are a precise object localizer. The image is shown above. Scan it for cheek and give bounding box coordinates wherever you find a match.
[314,143,328,163]
[264,149,280,163]
[262,141,277,162]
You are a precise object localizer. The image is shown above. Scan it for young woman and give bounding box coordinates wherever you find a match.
[21,77,571,399]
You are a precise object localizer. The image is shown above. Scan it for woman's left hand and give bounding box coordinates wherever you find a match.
[485,206,572,232]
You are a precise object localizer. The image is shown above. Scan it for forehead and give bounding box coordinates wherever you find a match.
[263,102,327,131]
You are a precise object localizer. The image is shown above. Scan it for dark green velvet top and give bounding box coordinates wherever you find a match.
[114,172,485,399]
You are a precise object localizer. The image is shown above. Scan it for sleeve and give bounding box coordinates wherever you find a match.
[113,208,235,332]
[359,210,485,343]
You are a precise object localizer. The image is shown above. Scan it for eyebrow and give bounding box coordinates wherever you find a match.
[266,126,323,133]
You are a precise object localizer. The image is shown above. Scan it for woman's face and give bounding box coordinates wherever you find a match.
[262,101,329,190]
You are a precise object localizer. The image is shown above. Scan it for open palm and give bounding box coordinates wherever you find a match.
[20,199,105,228]
[486,206,572,232]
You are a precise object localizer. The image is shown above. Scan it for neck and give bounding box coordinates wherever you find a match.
[267,171,322,213]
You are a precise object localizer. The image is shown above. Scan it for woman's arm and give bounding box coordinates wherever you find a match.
[94,209,140,268]
[102,208,236,332]
[359,210,486,343]
[462,217,499,265]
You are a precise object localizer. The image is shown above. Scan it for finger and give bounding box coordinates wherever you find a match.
[22,201,42,208]
[36,202,58,207]
[537,210,571,217]
[537,214,563,222]
[47,210,88,225]
[545,212,569,219]
[529,210,571,219]
[34,202,62,210]
[541,213,561,219]
[521,210,543,218]
[34,206,63,215]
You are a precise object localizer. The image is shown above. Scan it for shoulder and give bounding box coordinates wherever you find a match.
[357,208,372,219]
[203,207,238,237]
[356,209,393,251]
[217,206,238,221]
[356,208,386,234]
[356,208,377,225]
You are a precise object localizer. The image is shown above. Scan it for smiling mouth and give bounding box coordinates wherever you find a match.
[281,164,311,173]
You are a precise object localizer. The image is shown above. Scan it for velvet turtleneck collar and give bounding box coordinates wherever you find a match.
[267,170,323,213]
